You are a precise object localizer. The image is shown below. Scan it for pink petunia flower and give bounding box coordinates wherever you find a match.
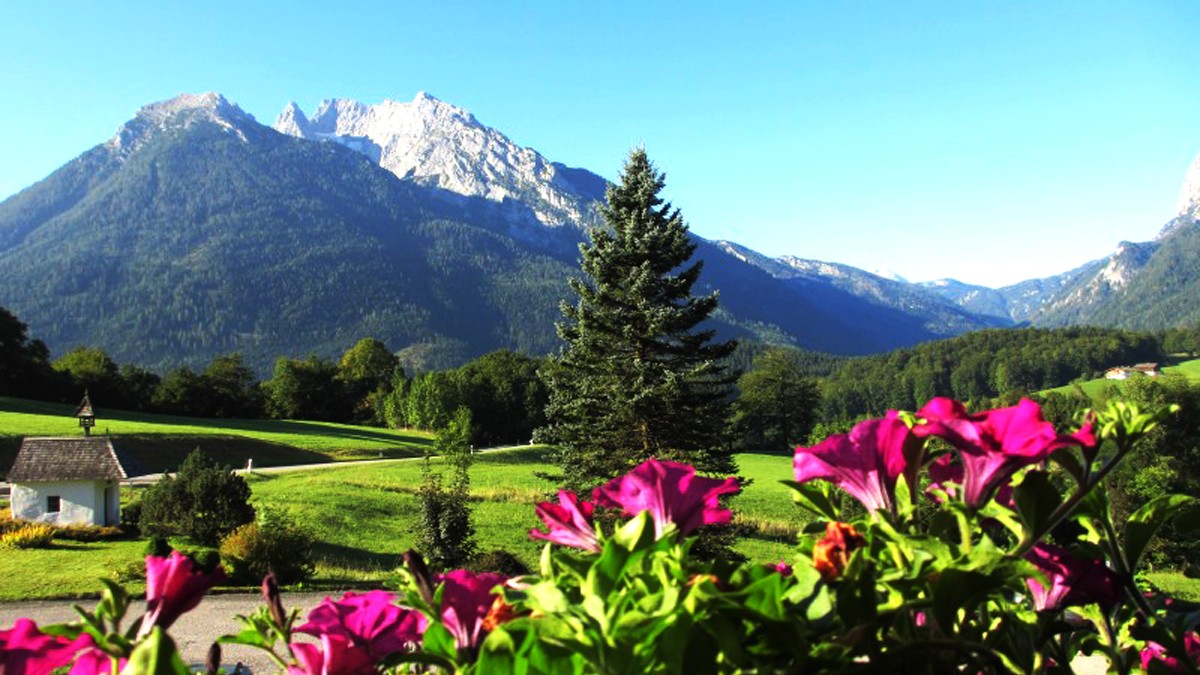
[1141,631,1200,673]
[68,647,127,675]
[139,552,225,638]
[1024,543,1121,612]
[436,570,509,651]
[593,458,739,539]
[0,618,95,675]
[915,398,1095,509]
[529,490,601,552]
[289,634,376,675]
[793,413,918,513]
[925,454,1014,508]
[295,590,426,661]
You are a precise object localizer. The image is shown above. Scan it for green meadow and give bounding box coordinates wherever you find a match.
[0,445,802,599]
[0,396,434,476]
[1041,356,1200,401]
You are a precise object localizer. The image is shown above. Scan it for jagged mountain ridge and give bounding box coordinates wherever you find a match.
[275,93,606,251]
[0,91,1012,376]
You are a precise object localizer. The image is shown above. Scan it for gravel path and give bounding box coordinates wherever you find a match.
[0,591,337,673]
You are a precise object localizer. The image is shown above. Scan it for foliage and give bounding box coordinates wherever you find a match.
[264,354,350,422]
[731,346,821,453]
[418,408,478,570]
[10,396,1183,673]
[138,448,255,546]
[821,326,1162,418]
[1102,374,1200,565]
[52,524,125,542]
[0,305,57,399]
[540,149,738,490]
[338,337,404,424]
[219,508,316,585]
[0,521,55,549]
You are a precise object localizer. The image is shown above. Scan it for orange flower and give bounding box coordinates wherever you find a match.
[481,595,518,633]
[813,522,865,581]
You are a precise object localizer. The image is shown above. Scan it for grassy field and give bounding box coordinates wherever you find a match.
[1042,357,1200,401]
[0,396,434,475]
[0,447,803,599]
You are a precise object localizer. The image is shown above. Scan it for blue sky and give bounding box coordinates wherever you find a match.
[2,1,1197,287]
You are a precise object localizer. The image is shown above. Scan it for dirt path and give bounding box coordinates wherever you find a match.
[0,591,337,673]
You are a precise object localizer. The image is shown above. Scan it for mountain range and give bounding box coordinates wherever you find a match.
[0,92,1195,375]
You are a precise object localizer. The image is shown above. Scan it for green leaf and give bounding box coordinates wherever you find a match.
[932,569,1000,632]
[421,621,459,661]
[1013,470,1063,545]
[120,627,190,675]
[1125,494,1199,571]
[782,480,841,521]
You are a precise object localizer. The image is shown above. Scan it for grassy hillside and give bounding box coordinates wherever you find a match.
[1041,357,1200,401]
[0,396,434,476]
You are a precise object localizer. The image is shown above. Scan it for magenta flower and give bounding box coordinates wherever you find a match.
[1141,632,1200,673]
[436,570,509,651]
[289,634,376,675]
[1025,543,1121,612]
[68,647,127,675]
[593,458,739,538]
[0,618,95,675]
[925,454,1014,508]
[915,398,1095,509]
[793,413,918,513]
[139,551,226,638]
[529,490,601,552]
[296,590,426,660]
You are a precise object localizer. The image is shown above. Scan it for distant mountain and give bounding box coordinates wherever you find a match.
[0,93,583,373]
[1030,217,1200,329]
[717,242,1009,335]
[0,92,1007,375]
[918,262,1098,324]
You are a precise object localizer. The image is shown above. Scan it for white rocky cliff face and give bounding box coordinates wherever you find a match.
[275,93,604,232]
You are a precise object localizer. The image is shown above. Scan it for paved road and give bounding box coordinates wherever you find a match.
[0,591,338,673]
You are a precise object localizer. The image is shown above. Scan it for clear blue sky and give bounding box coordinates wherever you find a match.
[2,1,1197,287]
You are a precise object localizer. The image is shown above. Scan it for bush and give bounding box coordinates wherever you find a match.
[0,522,55,549]
[54,524,125,542]
[144,534,172,558]
[219,508,315,585]
[139,449,255,546]
[464,549,531,576]
[120,500,142,536]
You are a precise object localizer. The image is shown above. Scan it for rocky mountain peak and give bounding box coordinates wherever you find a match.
[273,92,605,232]
[109,92,256,155]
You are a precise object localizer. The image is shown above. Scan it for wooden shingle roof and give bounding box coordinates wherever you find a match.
[7,437,129,482]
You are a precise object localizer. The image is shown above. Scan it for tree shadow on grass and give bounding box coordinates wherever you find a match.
[45,542,94,551]
[116,435,331,474]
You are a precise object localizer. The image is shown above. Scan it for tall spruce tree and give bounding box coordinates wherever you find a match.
[540,149,737,490]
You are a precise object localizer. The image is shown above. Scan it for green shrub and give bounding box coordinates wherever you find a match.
[173,545,221,573]
[218,508,315,585]
[145,534,172,558]
[0,522,55,549]
[54,524,125,542]
[464,549,531,576]
[139,449,255,546]
[120,500,142,536]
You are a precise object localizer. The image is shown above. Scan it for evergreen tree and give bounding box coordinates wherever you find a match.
[540,149,737,490]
